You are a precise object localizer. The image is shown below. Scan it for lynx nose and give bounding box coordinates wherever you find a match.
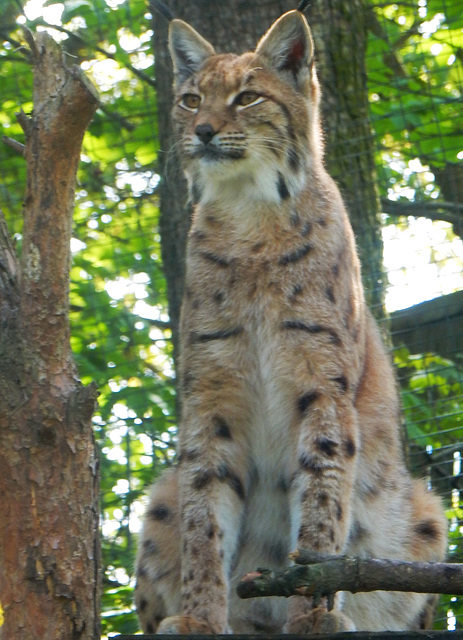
[195,123,216,145]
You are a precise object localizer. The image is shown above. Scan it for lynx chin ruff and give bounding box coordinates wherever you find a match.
[135,10,447,634]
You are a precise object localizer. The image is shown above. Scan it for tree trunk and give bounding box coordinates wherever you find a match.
[0,31,100,640]
[306,0,385,314]
[152,0,385,376]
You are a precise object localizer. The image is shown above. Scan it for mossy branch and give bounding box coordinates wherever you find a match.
[237,550,463,600]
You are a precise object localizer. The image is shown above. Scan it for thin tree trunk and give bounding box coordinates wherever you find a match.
[152,0,385,376]
[306,0,385,314]
[0,30,100,640]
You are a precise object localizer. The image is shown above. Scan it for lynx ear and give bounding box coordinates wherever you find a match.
[255,10,314,93]
[169,20,216,87]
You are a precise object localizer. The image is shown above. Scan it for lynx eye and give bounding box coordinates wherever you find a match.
[181,94,201,110]
[235,91,262,107]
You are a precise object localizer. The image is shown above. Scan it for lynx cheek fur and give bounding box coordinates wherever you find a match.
[135,10,447,634]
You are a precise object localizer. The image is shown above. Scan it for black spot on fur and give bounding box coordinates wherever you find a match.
[206,523,215,539]
[301,221,312,237]
[317,492,329,507]
[177,448,200,463]
[336,501,343,520]
[344,438,356,458]
[213,290,225,303]
[326,285,335,304]
[218,463,245,500]
[290,283,303,299]
[138,598,148,612]
[146,622,154,634]
[190,326,243,343]
[332,375,348,393]
[316,437,338,457]
[290,210,301,227]
[198,250,230,267]
[297,391,319,413]
[192,469,214,491]
[282,320,341,344]
[213,416,232,439]
[149,504,170,521]
[279,242,312,266]
[299,452,324,475]
[277,172,290,200]
[415,520,440,540]
[143,539,158,555]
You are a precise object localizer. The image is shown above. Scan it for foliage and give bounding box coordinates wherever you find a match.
[0,0,462,635]
[367,0,463,214]
[394,348,463,628]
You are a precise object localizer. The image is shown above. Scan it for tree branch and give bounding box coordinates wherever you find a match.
[0,210,20,311]
[237,551,463,600]
[381,197,463,235]
[2,135,25,156]
[19,30,99,383]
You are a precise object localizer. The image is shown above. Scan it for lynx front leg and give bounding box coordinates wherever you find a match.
[286,394,359,633]
[158,388,248,634]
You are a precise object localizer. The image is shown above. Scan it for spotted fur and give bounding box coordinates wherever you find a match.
[135,10,447,634]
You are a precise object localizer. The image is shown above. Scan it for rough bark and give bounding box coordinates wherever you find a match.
[0,30,100,640]
[237,550,463,600]
[151,0,385,376]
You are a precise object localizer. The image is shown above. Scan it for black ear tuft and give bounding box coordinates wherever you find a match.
[149,0,175,22]
[297,0,311,14]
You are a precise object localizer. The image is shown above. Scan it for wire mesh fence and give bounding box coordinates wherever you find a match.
[0,0,462,635]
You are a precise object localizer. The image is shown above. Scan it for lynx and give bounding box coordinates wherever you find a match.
[135,9,447,634]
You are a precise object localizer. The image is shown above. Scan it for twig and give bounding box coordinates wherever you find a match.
[16,109,31,135]
[21,26,39,60]
[2,136,25,156]
[237,552,463,600]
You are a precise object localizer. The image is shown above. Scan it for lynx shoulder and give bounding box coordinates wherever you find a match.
[135,10,447,635]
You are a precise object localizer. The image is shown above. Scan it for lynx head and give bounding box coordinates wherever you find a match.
[168,11,322,208]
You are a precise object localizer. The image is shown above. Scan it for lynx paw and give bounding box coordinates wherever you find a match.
[156,615,215,634]
[286,606,356,634]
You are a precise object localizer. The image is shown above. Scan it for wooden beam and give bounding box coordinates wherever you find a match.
[390,289,463,358]
[115,632,463,639]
